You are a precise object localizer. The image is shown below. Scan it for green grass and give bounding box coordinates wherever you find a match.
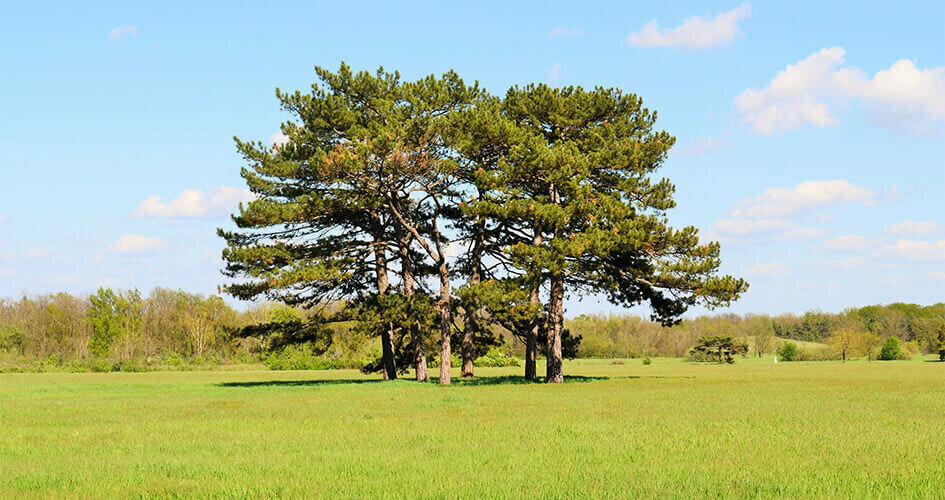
[2,357,943,497]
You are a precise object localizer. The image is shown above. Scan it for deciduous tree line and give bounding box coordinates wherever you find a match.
[218,63,748,383]
[1,288,942,370]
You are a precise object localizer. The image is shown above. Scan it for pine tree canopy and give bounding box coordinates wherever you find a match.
[219,63,748,382]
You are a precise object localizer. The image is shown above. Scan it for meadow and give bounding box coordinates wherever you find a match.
[2,357,943,498]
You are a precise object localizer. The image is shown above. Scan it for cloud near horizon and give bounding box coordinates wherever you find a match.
[134,187,255,218]
[627,4,751,49]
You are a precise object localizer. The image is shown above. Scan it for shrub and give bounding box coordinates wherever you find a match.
[642,357,652,365]
[777,342,799,361]
[474,348,521,367]
[687,335,747,364]
[878,337,906,361]
[264,344,368,371]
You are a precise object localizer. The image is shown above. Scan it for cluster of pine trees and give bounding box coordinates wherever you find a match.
[218,64,747,383]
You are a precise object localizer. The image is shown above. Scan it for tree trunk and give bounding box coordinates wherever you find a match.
[437,262,452,385]
[525,284,539,380]
[525,225,543,381]
[398,235,428,382]
[546,273,564,383]
[374,243,397,380]
[461,214,485,378]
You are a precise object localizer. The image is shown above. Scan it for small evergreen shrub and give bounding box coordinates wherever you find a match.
[777,342,799,361]
[878,337,903,361]
[642,357,652,365]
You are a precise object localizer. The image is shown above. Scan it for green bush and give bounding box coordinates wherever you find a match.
[777,342,799,361]
[264,344,368,371]
[474,348,521,367]
[878,337,908,360]
[642,357,652,365]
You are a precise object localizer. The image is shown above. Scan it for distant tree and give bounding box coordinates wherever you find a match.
[689,335,747,364]
[745,315,775,357]
[828,326,863,363]
[878,337,902,361]
[87,288,141,359]
[862,332,882,362]
[776,341,799,362]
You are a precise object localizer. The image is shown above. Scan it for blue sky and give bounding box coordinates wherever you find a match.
[1,1,943,316]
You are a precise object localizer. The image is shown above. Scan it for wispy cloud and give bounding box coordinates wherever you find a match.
[727,180,878,219]
[111,235,165,254]
[874,239,945,262]
[548,27,584,37]
[108,25,138,40]
[821,235,882,251]
[548,62,562,85]
[744,262,789,279]
[885,220,941,237]
[627,4,751,49]
[133,186,255,218]
[673,134,731,157]
[22,247,52,259]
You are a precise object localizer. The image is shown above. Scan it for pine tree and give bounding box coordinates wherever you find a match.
[468,84,748,382]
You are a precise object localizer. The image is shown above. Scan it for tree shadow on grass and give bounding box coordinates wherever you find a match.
[219,378,391,388]
[219,374,690,388]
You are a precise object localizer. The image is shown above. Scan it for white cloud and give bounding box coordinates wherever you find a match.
[548,27,584,37]
[627,4,751,49]
[713,218,791,237]
[22,247,52,259]
[134,186,255,218]
[727,180,876,218]
[744,262,789,278]
[827,257,871,270]
[548,62,562,84]
[109,26,138,40]
[111,235,165,254]
[822,235,881,251]
[874,239,945,261]
[736,47,945,135]
[673,135,731,157]
[712,217,827,242]
[777,226,830,241]
[269,132,289,146]
[885,220,941,237]
[929,271,945,281]
[0,268,12,278]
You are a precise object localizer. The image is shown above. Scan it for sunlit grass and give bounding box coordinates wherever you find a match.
[1,357,943,497]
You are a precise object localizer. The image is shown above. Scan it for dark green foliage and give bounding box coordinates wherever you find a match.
[642,356,652,365]
[688,335,747,364]
[0,325,25,354]
[777,342,799,361]
[878,337,903,361]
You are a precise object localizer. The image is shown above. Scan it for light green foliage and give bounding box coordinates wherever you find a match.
[1,360,942,497]
[86,288,142,359]
[474,348,521,367]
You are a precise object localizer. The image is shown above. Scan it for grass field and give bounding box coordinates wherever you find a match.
[2,357,943,497]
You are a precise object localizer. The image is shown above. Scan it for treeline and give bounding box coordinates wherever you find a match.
[217,63,746,384]
[3,287,941,372]
[563,303,945,360]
